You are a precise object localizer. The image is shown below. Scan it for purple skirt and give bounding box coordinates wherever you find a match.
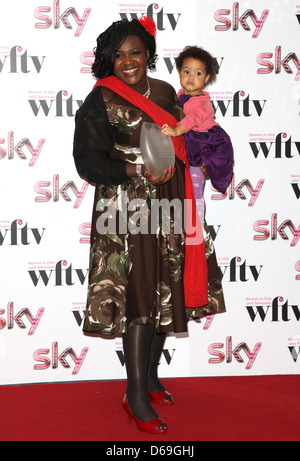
[184,125,234,193]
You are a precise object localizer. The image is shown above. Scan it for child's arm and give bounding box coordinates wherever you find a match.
[161,123,187,137]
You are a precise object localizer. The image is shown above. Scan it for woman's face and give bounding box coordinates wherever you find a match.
[113,35,149,90]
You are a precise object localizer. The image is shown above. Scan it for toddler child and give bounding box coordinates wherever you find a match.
[162,46,234,224]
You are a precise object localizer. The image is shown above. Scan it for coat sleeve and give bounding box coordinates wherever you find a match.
[73,87,128,185]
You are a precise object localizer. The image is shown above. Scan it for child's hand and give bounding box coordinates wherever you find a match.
[161,124,177,137]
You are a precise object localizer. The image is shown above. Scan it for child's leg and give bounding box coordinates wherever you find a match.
[189,166,205,226]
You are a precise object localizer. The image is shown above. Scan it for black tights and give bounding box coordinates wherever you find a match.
[122,323,166,421]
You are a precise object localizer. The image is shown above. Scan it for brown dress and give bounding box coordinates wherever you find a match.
[73,78,226,336]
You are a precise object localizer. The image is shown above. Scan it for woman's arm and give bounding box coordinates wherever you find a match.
[73,86,175,185]
[73,87,129,185]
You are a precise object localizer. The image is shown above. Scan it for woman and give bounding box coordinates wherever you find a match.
[73,18,226,435]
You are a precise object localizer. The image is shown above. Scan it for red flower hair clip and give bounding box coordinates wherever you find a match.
[138,16,156,37]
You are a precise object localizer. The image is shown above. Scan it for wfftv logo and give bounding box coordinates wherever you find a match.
[33,342,88,375]
[34,0,91,36]
[257,46,300,81]
[28,260,88,287]
[78,222,222,244]
[291,174,300,200]
[214,2,269,38]
[119,3,181,31]
[0,219,45,246]
[211,91,266,117]
[0,132,45,166]
[246,297,300,323]
[80,54,224,76]
[34,174,89,208]
[291,183,300,199]
[219,256,263,282]
[288,336,300,363]
[28,90,83,117]
[0,46,45,73]
[116,348,175,368]
[208,336,262,370]
[249,133,300,158]
[160,56,224,76]
[0,302,45,335]
[73,307,215,331]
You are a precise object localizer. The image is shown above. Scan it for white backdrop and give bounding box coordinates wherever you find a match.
[0,0,299,385]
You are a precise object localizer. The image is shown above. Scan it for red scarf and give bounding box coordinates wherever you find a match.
[94,76,208,308]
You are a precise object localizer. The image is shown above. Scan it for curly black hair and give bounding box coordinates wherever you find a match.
[92,19,157,79]
[175,46,217,85]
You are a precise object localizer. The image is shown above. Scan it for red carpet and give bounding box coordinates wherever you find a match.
[0,375,299,441]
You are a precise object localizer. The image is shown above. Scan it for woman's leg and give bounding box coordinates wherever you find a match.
[147,330,173,404]
[147,330,167,393]
[122,323,158,421]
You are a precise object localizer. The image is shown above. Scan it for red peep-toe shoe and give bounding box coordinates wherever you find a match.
[148,390,174,406]
[122,395,168,434]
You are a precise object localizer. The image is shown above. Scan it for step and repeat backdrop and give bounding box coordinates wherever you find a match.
[0,0,299,385]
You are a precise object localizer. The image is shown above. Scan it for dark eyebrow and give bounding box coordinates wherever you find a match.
[182,66,203,72]
[116,46,142,53]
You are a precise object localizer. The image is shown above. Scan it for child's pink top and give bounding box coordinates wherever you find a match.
[177,88,219,132]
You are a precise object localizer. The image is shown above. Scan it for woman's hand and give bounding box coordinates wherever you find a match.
[144,166,176,185]
[126,163,176,185]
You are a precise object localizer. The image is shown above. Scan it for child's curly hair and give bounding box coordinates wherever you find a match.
[175,46,218,85]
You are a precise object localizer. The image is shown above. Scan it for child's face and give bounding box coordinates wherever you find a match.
[179,57,210,96]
